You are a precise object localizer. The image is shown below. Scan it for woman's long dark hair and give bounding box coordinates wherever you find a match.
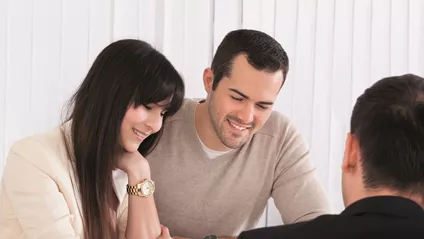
[62,39,184,239]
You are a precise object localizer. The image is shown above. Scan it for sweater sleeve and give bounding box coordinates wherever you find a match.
[271,122,332,224]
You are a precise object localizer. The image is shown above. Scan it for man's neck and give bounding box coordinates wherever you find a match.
[194,101,231,152]
[347,187,424,208]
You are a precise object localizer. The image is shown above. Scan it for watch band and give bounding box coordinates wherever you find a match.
[126,184,140,196]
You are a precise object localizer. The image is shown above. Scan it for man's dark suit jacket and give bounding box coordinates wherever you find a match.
[238,196,424,239]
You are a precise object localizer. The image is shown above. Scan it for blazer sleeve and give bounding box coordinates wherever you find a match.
[271,122,332,224]
[2,139,80,239]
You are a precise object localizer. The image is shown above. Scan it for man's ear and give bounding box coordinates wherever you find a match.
[203,68,214,94]
[342,133,360,173]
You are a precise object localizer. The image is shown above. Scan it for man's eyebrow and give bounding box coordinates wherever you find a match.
[229,88,249,99]
[229,88,274,105]
[258,101,274,106]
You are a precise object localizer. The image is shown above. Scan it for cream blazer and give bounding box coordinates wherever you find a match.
[0,124,130,238]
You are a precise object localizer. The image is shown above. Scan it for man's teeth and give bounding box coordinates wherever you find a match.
[229,120,247,130]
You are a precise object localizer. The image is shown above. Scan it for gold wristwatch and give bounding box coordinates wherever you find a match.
[126,179,155,197]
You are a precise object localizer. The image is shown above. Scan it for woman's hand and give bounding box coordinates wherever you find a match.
[116,151,151,184]
[158,225,173,239]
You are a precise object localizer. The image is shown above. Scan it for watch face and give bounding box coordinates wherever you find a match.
[141,180,155,195]
[203,235,218,239]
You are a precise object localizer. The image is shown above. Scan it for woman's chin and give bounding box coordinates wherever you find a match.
[122,143,141,153]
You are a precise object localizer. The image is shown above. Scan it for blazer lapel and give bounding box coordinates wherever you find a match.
[113,169,128,219]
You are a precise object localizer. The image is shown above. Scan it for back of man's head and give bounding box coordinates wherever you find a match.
[350,74,424,198]
[211,29,289,90]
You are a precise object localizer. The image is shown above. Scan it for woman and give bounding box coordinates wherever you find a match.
[0,39,185,239]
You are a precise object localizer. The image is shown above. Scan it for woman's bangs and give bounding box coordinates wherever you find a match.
[132,73,184,116]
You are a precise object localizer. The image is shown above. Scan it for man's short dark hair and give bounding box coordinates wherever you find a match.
[351,74,424,194]
[211,29,289,90]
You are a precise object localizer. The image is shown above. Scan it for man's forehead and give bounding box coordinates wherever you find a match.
[230,58,283,83]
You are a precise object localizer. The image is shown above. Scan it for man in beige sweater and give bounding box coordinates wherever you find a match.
[145,29,331,239]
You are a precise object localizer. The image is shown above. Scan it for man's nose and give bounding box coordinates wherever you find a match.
[237,104,254,124]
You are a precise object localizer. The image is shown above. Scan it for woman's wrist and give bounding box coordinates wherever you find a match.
[127,169,151,185]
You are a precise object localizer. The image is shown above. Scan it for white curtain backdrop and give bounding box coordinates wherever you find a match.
[1,0,424,227]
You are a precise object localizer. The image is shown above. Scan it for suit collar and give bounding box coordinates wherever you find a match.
[341,196,424,219]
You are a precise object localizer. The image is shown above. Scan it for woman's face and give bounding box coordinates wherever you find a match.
[120,99,170,153]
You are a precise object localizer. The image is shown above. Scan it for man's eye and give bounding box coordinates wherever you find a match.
[257,104,268,110]
[231,96,243,101]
